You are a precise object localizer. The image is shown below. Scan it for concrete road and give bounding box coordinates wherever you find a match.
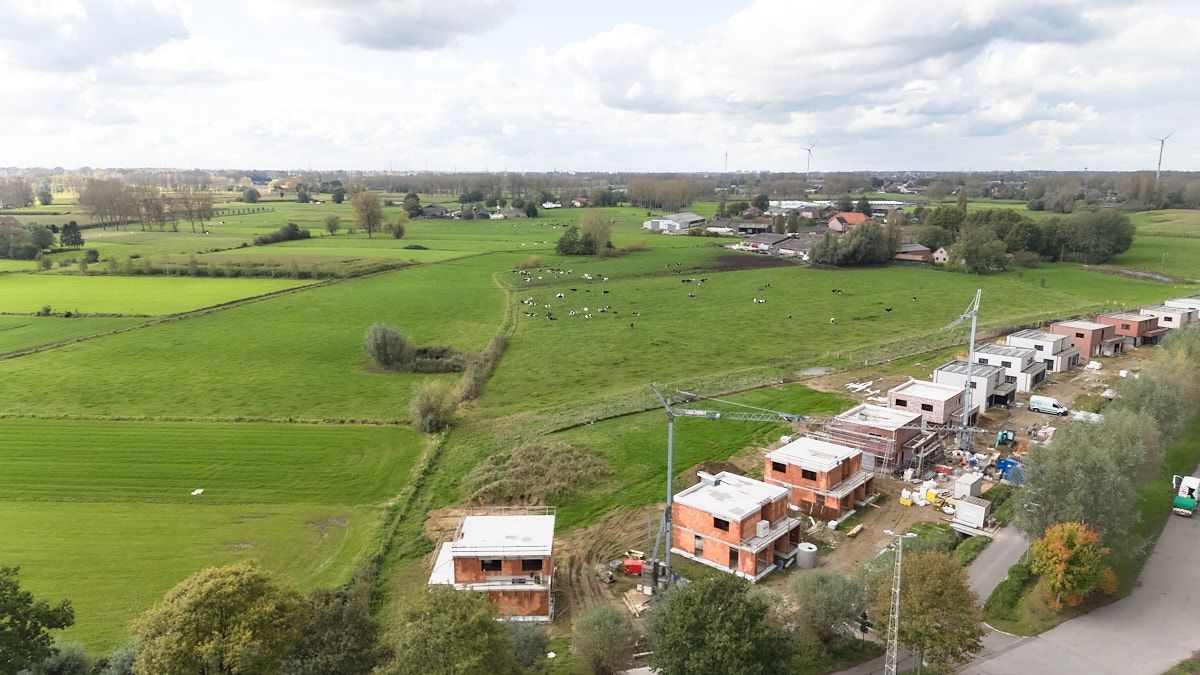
[967,510,1200,674]
[968,527,1028,600]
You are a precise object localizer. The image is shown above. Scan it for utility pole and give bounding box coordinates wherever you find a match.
[945,290,982,452]
[884,530,917,675]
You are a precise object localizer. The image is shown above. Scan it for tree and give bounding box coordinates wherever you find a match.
[324,214,340,235]
[132,561,304,675]
[871,551,985,672]
[289,588,389,675]
[26,643,90,674]
[296,186,311,203]
[1004,218,1042,253]
[956,226,1007,274]
[648,575,791,675]
[59,221,83,248]
[242,188,260,203]
[787,570,865,644]
[523,201,538,218]
[751,194,769,211]
[402,192,422,218]
[918,225,953,252]
[350,191,384,238]
[1029,523,1115,611]
[572,604,636,675]
[839,221,891,265]
[391,586,517,675]
[856,197,872,216]
[1056,210,1135,263]
[508,622,549,670]
[27,224,54,252]
[331,188,345,204]
[956,190,968,212]
[37,186,53,206]
[924,205,965,236]
[386,210,409,239]
[809,232,842,265]
[836,196,854,213]
[580,210,614,255]
[363,323,410,369]
[0,566,75,673]
[0,177,33,208]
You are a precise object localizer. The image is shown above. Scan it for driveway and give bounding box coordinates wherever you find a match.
[968,526,1028,600]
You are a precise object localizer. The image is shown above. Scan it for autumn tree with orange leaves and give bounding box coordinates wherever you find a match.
[1029,522,1117,611]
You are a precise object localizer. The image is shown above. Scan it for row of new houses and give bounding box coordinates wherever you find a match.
[427,297,1200,612]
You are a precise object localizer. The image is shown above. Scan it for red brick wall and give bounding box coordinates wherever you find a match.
[487,589,550,618]
[673,502,750,546]
[1099,315,1158,337]
[1049,324,1109,357]
[454,555,553,584]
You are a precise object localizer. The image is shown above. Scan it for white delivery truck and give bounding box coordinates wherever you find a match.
[1029,395,1068,416]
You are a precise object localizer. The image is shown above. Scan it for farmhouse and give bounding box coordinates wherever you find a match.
[932,246,951,264]
[642,212,706,233]
[428,511,555,621]
[824,404,936,474]
[1097,312,1167,346]
[933,361,1015,414]
[827,211,869,232]
[1005,329,1080,372]
[893,243,931,262]
[887,379,965,426]
[671,471,801,582]
[1048,320,1124,357]
[973,343,1047,392]
[764,436,873,519]
[421,203,449,218]
[1140,305,1198,330]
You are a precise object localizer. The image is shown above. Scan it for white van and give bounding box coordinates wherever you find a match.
[1029,395,1068,416]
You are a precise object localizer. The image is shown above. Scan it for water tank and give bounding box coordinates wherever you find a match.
[756,519,770,538]
[796,542,818,569]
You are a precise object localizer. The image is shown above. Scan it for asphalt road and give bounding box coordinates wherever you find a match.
[968,509,1200,674]
[968,526,1029,600]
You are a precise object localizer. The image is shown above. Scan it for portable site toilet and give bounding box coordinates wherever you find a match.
[954,473,984,499]
[953,495,992,529]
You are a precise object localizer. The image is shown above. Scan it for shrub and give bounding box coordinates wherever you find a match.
[518,255,543,269]
[463,441,609,503]
[407,345,471,373]
[37,305,52,316]
[507,622,549,669]
[984,562,1032,619]
[362,324,411,370]
[403,244,428,250]
[410,381,458,433]
[573,604,636,675]
[254,222,311,246]
[620,239,647,253]
[1010,250,1042,267]
[457,333,508,401]
[83,249,100,263]
[38,255,51,270]
[954,536,992,566]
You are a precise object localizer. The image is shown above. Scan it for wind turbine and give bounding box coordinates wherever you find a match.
[1154,131,1176,185]
[802,140,818,181]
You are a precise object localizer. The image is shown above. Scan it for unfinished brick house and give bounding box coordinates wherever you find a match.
[1141,305,1198,330]
[1098,312,1168,347]
[887,379,965,426]
[823,404,937,474]
[1049,320,1124,357]
[428,510,555,621]
[671,471,801,582]
[764,436,874,519]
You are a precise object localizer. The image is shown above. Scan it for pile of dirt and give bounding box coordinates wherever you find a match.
[715,253,797,271]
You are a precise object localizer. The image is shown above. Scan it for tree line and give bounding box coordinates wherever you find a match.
[78,179,215,233]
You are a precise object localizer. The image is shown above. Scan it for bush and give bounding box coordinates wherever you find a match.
[573,604,636,675]
[620,239,647,253]
[518,255,544,269]
[1010,250,1042,267]
[83,249,100,263]
[410,381,458,433]
[362,323,411,370]
[984,562,1032,619]
[253,222,311,246]
[507,622,549,669]
[403,244,428,250]
[457,333,508,401]
[28,643,91,674]
[406,345,471,373]
[954,536,992,566]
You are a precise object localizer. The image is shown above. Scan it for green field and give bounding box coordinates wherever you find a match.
[0,419,423,650]
[0,274,309,315]
[3,200,1199,656]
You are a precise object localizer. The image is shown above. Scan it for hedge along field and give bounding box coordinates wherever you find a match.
[0,419,425,650]
[0,315,144,355]
[210,242,484,263]
[481,263,1180,424]
[0,274,311,315]
[0,260,505,420]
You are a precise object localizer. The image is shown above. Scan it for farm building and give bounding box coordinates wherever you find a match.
[823,404,937,474]
[764,436,874,519]
[428,511,556,621]
[933,361,1015,414]
[932,246,951,264]
[742,233,789,252]
[671,471,801,582]
[642,212,707,233]
[887,379,965,426]
[973,343,1047,392]
[421,203,449,218]
[1140,305,1198,330]
[827,211,869,232]
[1048,320,1124,357]
[1097,312,1168,346]
[1005,329,1080,372]
[737,221,771,235]
[893,243,931,262]
[498,207,527,218]
[775,238,810,259]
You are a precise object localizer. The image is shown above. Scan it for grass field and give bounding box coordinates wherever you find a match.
[0,274,310,315]
[0,419,424,650]
[0,315,144,355]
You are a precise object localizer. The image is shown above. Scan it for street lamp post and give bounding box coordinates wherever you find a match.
[883,529,918,675]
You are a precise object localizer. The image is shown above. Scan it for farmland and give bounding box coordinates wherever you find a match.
[1,196,1197,654]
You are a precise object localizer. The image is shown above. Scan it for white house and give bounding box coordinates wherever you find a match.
[933,361,1015,415]
[642,212,707,233]
[932,247,951,264]
[1164,296,1200,312]
[973,344,1047,392]
[1141,305,1198,330]
[1005,329,1080,372]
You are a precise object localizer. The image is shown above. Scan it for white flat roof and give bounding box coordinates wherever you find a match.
[1166,298,1200,309]
[834,403,921,431]
[1008,328,1061,342]
[1142,305,1191,314]
[767,436,859,472]
[889,379,961,402]
[673,471,786,522]
[1054,320,1109,330]
[976,344,1034,359]
[429,542,456,585]
[451,515,555,557]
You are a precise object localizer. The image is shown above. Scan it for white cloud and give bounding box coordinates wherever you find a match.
[284,0,513,51]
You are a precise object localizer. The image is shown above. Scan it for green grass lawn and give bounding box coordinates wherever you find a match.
[0,419,424,651]
[0,274,310,315]
[0,315,144,355]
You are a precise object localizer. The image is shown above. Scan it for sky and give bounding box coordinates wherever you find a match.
[1,0,1197,173]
